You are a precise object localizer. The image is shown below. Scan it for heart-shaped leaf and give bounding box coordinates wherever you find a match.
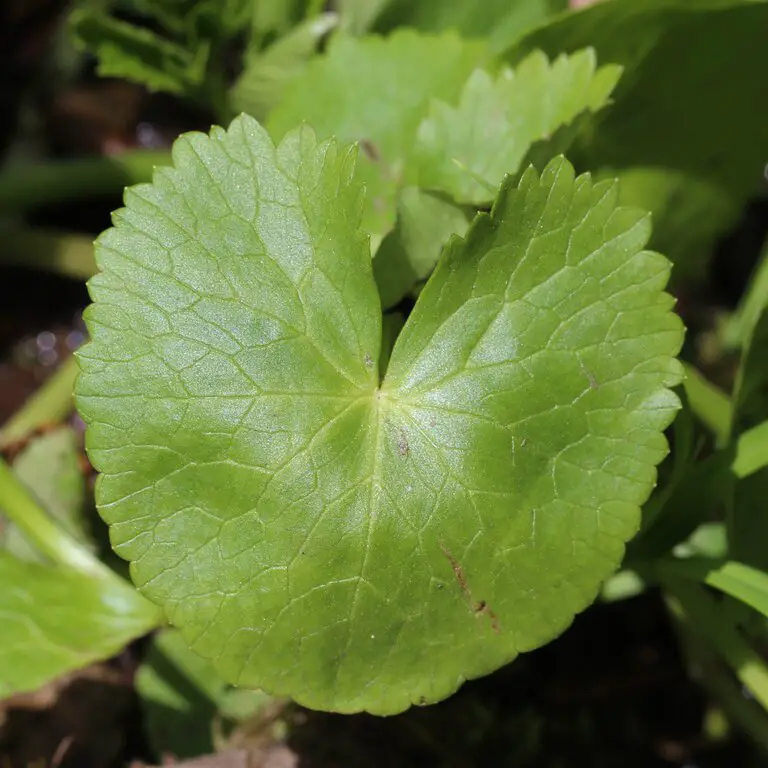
[76,115,683,714]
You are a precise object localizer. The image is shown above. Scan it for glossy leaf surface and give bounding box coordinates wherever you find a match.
[77,116,683,713]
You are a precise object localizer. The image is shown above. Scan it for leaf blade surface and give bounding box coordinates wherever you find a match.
[77,118,684,714]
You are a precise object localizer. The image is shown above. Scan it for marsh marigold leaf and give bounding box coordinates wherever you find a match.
[76,115,683,714]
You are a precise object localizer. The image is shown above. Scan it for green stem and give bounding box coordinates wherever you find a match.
[0,356,81,447]
[0,150,170,213]
[698,652,768,754]
[667,593,768,753]
[0,456,107,576]
[0,228,96,280]
[666,580,768,711]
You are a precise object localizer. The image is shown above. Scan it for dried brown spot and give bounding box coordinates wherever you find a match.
[397,430,409,457]
[440,544,470,598]
[474,601,501,634]
[360,139,380,162]
[440,545,501,633]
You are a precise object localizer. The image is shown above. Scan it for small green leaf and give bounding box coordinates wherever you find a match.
[600,569,646,603]
[373,188,470,310]
[76,117,683,714]
[0,553,161,698]
[230,14,339,121]
[69,9,208,96]
[679,523,728,561]
[411,49,621,204]
[267,30,487,235]
[137,628,274,758]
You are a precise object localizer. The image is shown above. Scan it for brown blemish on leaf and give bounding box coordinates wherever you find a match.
[440,544,470,598]
[397,430,409,457]
[474,600,501,634]
[360,139,380,162]
[440,544,501,634]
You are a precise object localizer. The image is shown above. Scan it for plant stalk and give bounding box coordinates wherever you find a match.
[666,580,768,711]
[0,150,170,213]
[0,456,107,576]
[0,356,81,447]
[0,228,96,280]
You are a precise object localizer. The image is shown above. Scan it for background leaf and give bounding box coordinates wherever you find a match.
[373,188,470,309]
[69,9,209,96]
[734,420,768,478]
[506,0,768,198]
[724,234,768,349]
[230,13,339,121]
[410,49,620,204]
[337,0,393,34]
[373,0,569,52]
[602,167,743,286]
[724,307,768,572]
[682,363,733,444]
[0,553,161,698]
[658,558,768,620]
[504,0,768,287]
[267,30,487,236]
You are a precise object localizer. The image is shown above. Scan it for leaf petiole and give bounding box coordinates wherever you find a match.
[0,456,109,577]
[0,150,170,213]
[0,356,81,447]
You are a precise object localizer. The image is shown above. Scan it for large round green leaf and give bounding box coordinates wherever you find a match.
[76,115,683,714]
